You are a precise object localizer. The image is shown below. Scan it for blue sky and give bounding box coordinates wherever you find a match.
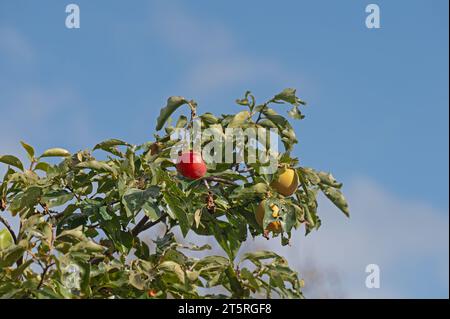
[0,0,448,298]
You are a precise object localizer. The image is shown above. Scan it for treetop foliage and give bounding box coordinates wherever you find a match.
[0,88,349,299]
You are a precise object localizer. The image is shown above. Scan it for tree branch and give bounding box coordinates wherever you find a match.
[0,215,17,244]
[131,215,149,236]
[204,176,237,186]
[255,102,269,124]
[37,262,55,290]
[139,213,168,233]
[131,213,168,236]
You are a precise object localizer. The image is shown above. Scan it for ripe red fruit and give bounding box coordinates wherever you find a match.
[176,151,207,180]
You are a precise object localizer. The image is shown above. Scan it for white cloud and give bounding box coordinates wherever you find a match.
[0,85,94,156]
[152,176,449,298]
[243,177,449,298]
[0,25,94,157]
[148,3,301,95]
[0,26,34,63]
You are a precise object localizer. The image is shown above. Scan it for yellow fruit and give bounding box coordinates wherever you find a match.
[271,167,299,196]
[255,200,282,233]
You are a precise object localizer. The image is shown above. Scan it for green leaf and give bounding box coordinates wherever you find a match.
[279,203,297,234]
[57,226,86,242]
[122,187,160,218]
[159,260,185,284]
[0,229,14,250]
[273,88,305,106]
[20,141,35,160]
[11,259,33,280]
[200,113,219,124]
[42,190,74,208]
[240,268,259,290]
[34,162,51,172]
[262,112,297,150]
[317,171,342,188]
[93,139,129,151]
[76,161,114,173]
[299,167,321,185]
[0,155,24,171]
[40,148,71,158]
[175,115,188,128]
[236,91,255,110]
[212,221,242,261]
[0,244,25,268]
[164,193,190,237]
[320,185,350,217]
[257,119,277,129]
[302,203,316,229]
[228,111,250,128]
[143,202,161,221]
[263,113,294,132]
[129,272,146,290]
[76,260,92,296]
[156,96,189,131]
[193,209,202,228]
[230,183,269,200]
[180,242,212,252]
[9,186,42,216]
[70,240,105,253]
[186,270,199,282]
[241,251,280,263]
[34,287,63,299]
[194,255,230,270]
[288,105,304,119]
[98,206,113,221]
[225,266,245,297]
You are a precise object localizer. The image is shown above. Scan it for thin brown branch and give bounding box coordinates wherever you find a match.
[255,102,269,124]
[66,186,81,201]
[37,262,55,290]
[204,176,237,186]
[138,213,168,234]
[131,215,149,236]
[0,215,17,244]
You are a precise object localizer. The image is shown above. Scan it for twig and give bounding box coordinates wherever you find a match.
[0,215,17,244]
[255,98,275,124]
[204,176,237,186]
[131,215,149,236]
[139,213,168,234]
[66,186,81,201]
[255,103,269,124]
[131,213,168,236]
[16,221,23,266]
[236,167,254,174]
[37,262,55,290]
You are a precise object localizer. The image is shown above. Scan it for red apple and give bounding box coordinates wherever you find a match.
[176,151,207,180]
